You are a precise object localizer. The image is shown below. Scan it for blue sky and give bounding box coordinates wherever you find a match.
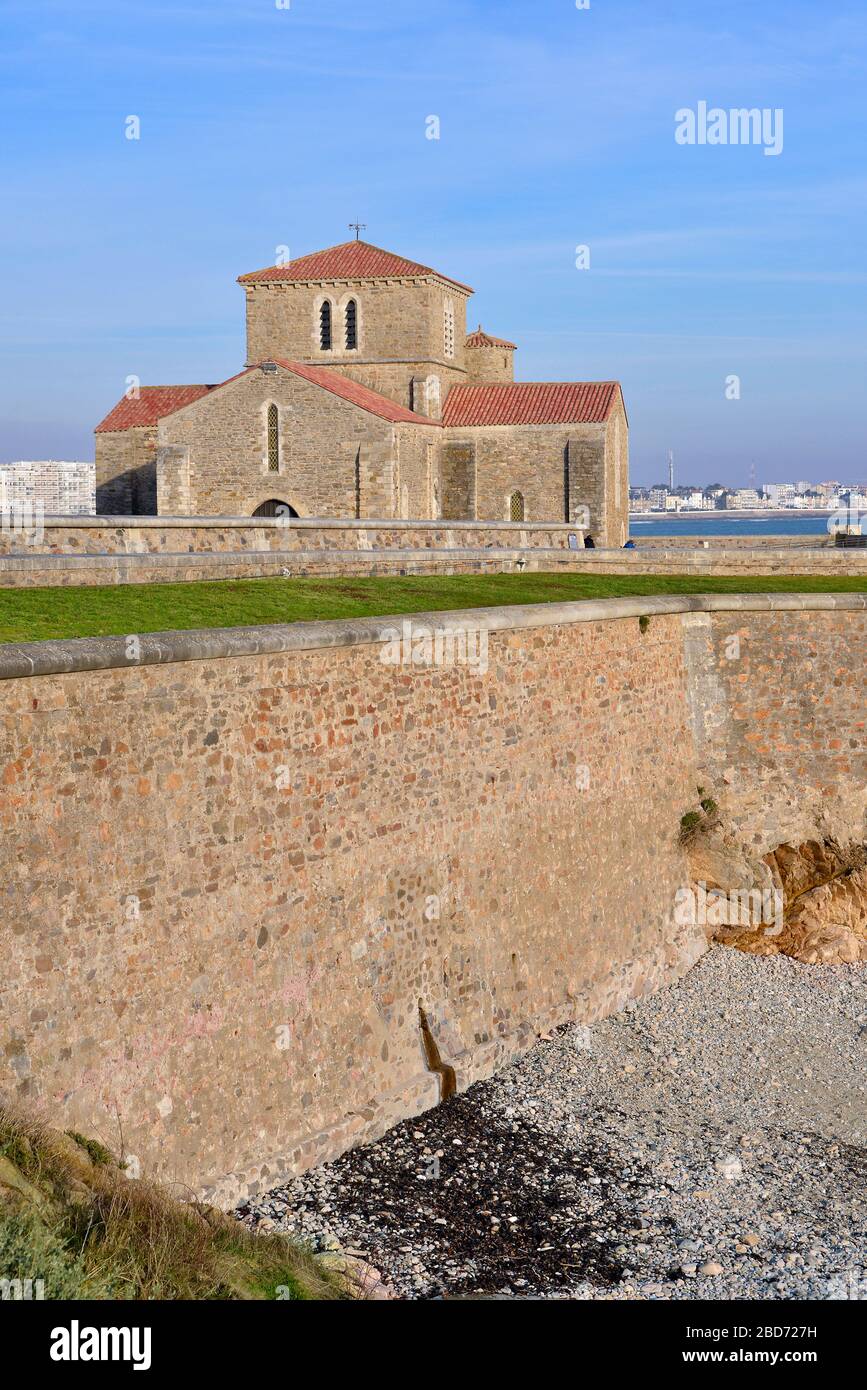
[1,0,865,485]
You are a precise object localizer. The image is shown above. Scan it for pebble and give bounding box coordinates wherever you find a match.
[714,1154,744,1181]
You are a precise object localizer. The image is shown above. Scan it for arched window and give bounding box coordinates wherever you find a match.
[345,299,358,350]
[443,300,455,358]
[267,403,279,473]
[319,300,332,350]
[509,490,525,522]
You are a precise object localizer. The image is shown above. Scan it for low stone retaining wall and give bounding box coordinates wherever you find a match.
[0,547,578,587]
[583,547,867,576]
[0,516,582,556]
[633,533,833,549]
[1,595,864,1203]
[1,538,866,588]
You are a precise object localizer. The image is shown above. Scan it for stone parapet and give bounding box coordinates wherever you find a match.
[2,541,866,588]
[0,516,581,556]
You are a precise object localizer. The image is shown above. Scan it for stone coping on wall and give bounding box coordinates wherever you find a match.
[25,515,584,531]
[2,592,865,681]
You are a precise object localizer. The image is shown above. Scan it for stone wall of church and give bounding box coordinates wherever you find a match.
[392,425,438,518]
[455,424,608,528]
[606,396,630,548]
[434,422,629,531]
[243,279,470,412]
[565,392,629,546]
[157,365,428,518]
[95,427,159,515]
[464,346,515,385]
[337,362,465,418]
[440,442,476,519]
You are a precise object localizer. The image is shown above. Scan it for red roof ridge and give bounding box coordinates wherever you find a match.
[265,359,440,426]
[238,239,473,294]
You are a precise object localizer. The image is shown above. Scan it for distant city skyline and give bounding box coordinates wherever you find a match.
[1,0,865,483]
[632,476,867,493]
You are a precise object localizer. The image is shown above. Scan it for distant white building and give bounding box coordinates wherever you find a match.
[764,482,796,505]
[0,460,95,516]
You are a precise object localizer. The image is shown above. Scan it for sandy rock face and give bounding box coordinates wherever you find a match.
[685,832,867,966]
[785,864,867,964]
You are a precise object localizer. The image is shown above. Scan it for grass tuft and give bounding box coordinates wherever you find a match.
[0,1107,347,1301]
[679,811,703,841]
[65,1131,121,1168]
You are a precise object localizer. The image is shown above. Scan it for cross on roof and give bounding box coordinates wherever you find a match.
[348,221,367,240]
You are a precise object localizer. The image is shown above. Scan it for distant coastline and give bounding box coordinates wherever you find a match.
[628,510,838,537]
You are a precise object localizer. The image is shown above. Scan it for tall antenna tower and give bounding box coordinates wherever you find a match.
[668,450,675,492]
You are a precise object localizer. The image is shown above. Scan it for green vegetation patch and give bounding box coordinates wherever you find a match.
[0,1108,346,1301]
[1,571,865,644]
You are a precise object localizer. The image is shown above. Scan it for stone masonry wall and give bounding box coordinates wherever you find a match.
[156,366,437,518]
[243,278,470,413]
[682,607,867,853]
[95,427,159,515]
[2,517,866,588]
[0,518,578,557]
[0,548,582,589]
[0,601,703,1201]
[4,543,867,589]
[464,345,515,385]
[633,533,834,549]
[467,423,611,531]
[2,597,863,1202]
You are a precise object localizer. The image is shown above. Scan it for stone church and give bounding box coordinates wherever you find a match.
[95,239,629,544]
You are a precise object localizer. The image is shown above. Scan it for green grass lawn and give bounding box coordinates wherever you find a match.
[1,571,865,644]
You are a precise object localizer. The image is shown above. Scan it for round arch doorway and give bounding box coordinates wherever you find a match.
[252,499,299,518]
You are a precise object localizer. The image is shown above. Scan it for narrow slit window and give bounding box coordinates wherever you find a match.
[320,300,332,350]
[267,404,279,473]
[345,299,358,350]
[509,490,525,522]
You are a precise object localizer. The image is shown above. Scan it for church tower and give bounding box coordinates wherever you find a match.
[238,240,472,419]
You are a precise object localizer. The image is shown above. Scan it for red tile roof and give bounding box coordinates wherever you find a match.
[442,381,620,427]
[95,385,217,432]
[96,362,440,433]
[465,327,517,350]
[238,240,473,293]
[267,360,440,426]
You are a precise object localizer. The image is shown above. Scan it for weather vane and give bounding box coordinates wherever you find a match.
[348,221,367,240]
